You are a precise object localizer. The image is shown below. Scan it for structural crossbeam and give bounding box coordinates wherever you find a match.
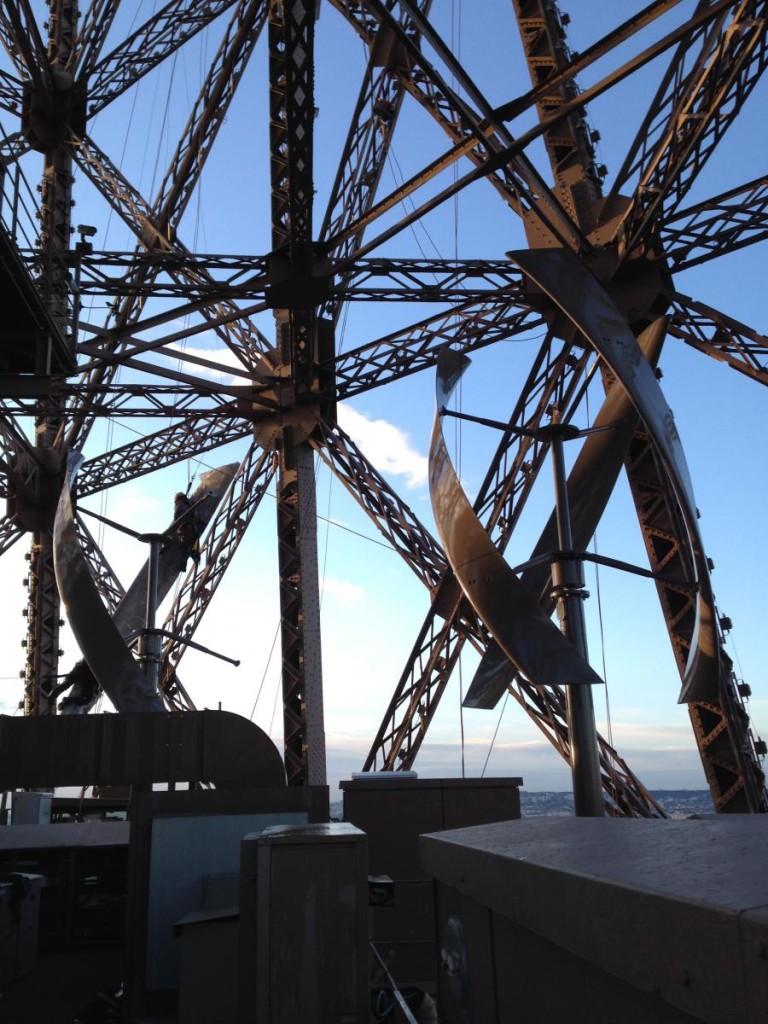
[612,0,768,254]
[68,0,120,78]
[151,0,267,235]
[669,293,768,386]
[330,0,585,253]
[87,0,242,113]
[74,512,125,613]
[334,300,544,399]
[621,415,766,811]
[312,418,447,592]
[77,416,250,497]
[662,175,768,270]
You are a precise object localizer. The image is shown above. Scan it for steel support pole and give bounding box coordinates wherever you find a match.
[138,535,162,697]
[276,427,327,787]
[550,432,604,817]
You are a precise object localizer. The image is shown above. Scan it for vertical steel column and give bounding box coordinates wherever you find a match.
[550,429,604,817]
[277,430,326,786]
[24,0,78,715]
[269,0,326,785]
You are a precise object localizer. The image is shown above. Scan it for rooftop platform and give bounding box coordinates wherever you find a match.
[421,816,768,1024]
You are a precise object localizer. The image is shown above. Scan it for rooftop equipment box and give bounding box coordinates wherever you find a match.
[341,775,522,991]
[250,822,369,1024]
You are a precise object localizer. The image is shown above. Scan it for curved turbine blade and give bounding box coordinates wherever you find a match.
[509,249,718,704]
[429,347,603,691]
[112,462,239,640]
[465,316,669,709]
[53,452,164,713]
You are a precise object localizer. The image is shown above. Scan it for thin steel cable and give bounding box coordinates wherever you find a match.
[481,691,509,778]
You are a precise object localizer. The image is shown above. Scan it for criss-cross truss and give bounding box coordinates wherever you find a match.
[0,0,765,811]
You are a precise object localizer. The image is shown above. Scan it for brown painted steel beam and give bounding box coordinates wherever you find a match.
[318,4,430,285]
[662,176,768,270]
[77,417,250,496]
[87,0,243,114]
[68,0,120,78]
[669,293,768,386]
[612,0,768,255]
[311,417,447,592]
[511,0,604,233]
[66,6,272,448]
[151,0,267,235]
[73,512,125,613]
[333,299,545,399]
[621,417,767,811]
[72,134,273,367]
[330,0,586,253]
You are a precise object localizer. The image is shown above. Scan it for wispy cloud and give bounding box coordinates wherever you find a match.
[339,406,427,488]
[322,576,365,606]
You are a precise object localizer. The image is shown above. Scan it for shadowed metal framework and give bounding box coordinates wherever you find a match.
[0,0,765,811]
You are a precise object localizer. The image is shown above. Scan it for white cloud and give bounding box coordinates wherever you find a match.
[321,576,365,606]
[338,405,427,488]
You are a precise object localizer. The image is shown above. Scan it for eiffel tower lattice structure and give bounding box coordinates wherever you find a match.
[0,0,765,814]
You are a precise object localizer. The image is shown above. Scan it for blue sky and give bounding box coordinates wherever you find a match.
[0,1,765,794]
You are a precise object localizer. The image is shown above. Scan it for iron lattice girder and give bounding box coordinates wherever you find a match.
[1,6,765,806]
[72,134,273,371]
[330,0,587,253]
[662,175,768,270]
[159,443,274,693]
[0,9,33,80]
[274,437,326,787]
[621,418,767,812]
[0,70,20,113]
[611,0,768,254]
[311,417,447,592]
[86,0,243,114]
[365,575,665,818]
[319,0,433,326]
[692,689,768,813]
[68,0,121,79]
[34,384,241,419]
[318,66,399,259]
[508,678,666,818]
[265,0,325,786]
[150,0,268,236]
[334,300,545,399]
[64,5,268,446]
[331,1,747,261]
[511,0,604,233]
[24,535,60,716]
[363,588,486,771]
[77,416,250,497]
[669,292,768,386]
[0,516,23,558]
[0,2,46,85]
[269,0,316,253]
[69,252,530,301]
[74,513,125,613]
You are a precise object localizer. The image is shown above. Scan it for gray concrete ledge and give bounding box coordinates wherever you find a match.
[420,816,768,1024]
